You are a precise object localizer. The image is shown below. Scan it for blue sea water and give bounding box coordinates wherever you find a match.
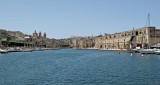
[0,49,160,85]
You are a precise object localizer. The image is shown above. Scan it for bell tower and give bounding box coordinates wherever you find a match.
[44,32,46,38]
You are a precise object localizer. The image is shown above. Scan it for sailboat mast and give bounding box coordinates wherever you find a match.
[148,13,150,27]
[147,13,150,49]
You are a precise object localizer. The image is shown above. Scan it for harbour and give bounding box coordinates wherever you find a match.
[1,0,160,84]
[1,49,160,85]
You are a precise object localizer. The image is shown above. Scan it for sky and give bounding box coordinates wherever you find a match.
[0,0,160,39]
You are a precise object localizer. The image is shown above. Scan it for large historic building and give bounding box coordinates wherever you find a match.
[33,30,46,39]
[94,27,160,50]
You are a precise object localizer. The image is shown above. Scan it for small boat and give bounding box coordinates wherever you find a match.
[139,49,155,54]
[35,47,43,51]
[21,49,33,52]
[0,49,8,53]
[156,52,160,55]
[127,49,139,53]
[154,49,160,55]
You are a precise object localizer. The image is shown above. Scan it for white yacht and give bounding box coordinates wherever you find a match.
[154,49,160,55]
[0,49,8,53]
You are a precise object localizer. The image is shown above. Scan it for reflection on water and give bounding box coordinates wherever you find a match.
[0,49,160,85]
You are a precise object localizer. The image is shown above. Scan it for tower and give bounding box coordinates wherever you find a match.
[39,32,42,38]
[44,32,46,38]
[33,30,38,38]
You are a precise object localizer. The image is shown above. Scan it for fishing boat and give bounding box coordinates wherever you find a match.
[0,49,8,53]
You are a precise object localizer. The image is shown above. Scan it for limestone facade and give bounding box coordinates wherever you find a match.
[70,36,95,49]
[94,27,160,50]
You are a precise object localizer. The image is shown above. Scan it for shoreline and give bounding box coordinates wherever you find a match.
[74,48,127,51]
[0,47,61,53]
[41,48,60,50]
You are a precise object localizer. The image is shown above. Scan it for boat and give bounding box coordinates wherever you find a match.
[21,49,33,52]
[35,47,43,51]
[138,14,156,54]
[127,49,139,53]
[154,49,160,55]
[156,52,160,55]
[139,49,155,54]
[0,49,8,53]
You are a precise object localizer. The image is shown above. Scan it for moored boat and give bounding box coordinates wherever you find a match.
[0,49,8,53]
[139,49,155,54]
[21,49,33,52]
[154,49,160,55]
[35,47,43,51]
[127,49,140,53]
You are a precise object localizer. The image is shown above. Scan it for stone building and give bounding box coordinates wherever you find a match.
[78,37,95,49]
[70,36,95,49]
[94,27,160,50]
[44,32,46,38]
[33,30,38,39]
[31,31,48,47]
[39,32,42,38]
